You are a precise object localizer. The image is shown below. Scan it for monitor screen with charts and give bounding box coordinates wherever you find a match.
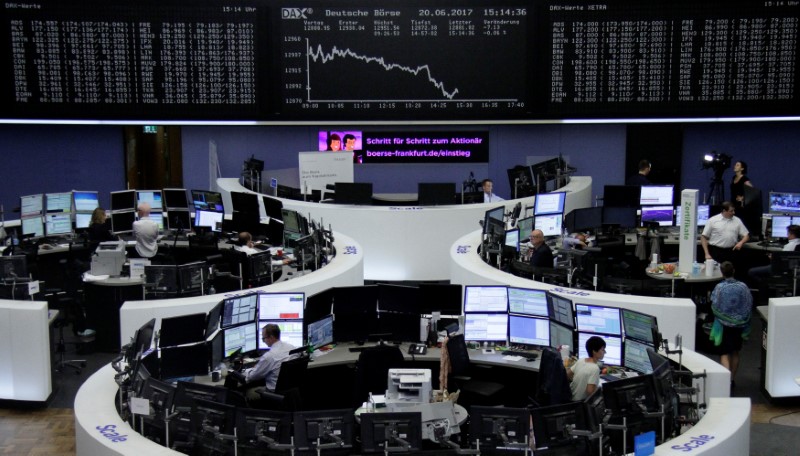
[507,287,549,317]
[258,293,304,320]
[640,205,674,227]
[75,212,92,229]
[307,315,334,350]
[221,294,259,329]
[624,339,653,374]
[578,332,622,366]
[192,190,225,213]
[504,229,520,251]
[464,313,508,343]
[46,192,72,213]
[509,314,549,347]
[464,286,508,313]
[534,192,565,215]
[257,320,304,350]
[516,216,534,241]
[547,292,575,329]
[550,321,574,350]
[45,213,72,236]
[771,215,795,239]
[22,217,44,238]
[137,190,163,211]
[73,191,99,212]
[676,204,710,227]
[535,213,563,237]
[621,309,657,345]
[223,324,257,357]
[575,304,622,336]
[195,209,223,232]
[639,185,673,205]
[20,194,43,218]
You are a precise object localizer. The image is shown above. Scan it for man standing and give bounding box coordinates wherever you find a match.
[626,159,652,186]
[701,201,749,265]
[709,262,752,387]
[528,229,554,268]
[482,179,505,203]
[244,324,296,396]
[133,202,159,258]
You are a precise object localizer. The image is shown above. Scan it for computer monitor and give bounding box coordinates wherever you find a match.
[166,210,191,231]
[257,320,304,350]
[578,332,622,366]
[771,215,794,239]
[464,313,508,343]
[504,229,520,251]
[306,314,334,350]
[516,216,534,241]
[191,190,225,213]
[223,323,257,357]
[160,343,210,378]
[258,292,304,320]
[20,194,43,218]
[262,196,284,220]
[417,183,456,206]
[111,211,136,234]
[549,321,574,350]
[231,191,259,213]
[602,206,637,228]
[44,212,72,236]
[509,315,550,348]
[575,304,622,336]
[110,190,137,212]
[205,301,223,339]
[603,185,640,207]
[21,217,44,238]
[534,192,566,215]
[145,265,178,294]
[45,192,72,213]
[194,209,223,232]
[564,206,603,233]
[140,377,176,416]
[334,182,373,205]
[535,213,563,237]
[470,406,531,451]
[162,188,189,210]
[148,213,164,231]
[189,398,237,441]
[639,185,674,206]
[507,287,549,317]
[507,165,536,198]
[159,313,207,347]
[248,251,273,285]
[624,339,653,374]
[173,380,229,409]
[360,412,422,454]
[676,204,710,227]
[546,292,575,329]
[178,262,205,295]
[221,293,259,329]
[281,208,302,234]
[640,205,674,227]
[293,410,354,454]
[601,373,660,417]
[0,255,27,282]
[531,401,583,451]
[75,212,93,230]
[621,309,658,345]
[236,409,293,450]
[134,318,157,357]
[464,285,508,313]
[482,206,506,239]
[377,284,420,313]
[69,191,98,213]
[769,191,800,215]
[418,283,461,315]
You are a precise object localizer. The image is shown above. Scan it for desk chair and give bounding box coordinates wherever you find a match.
[254,355,310,411]
[602,277,642,295]
[445,334,505,408]
[352,344,405,407]
[531,347,571,407]
[531,266,570,286]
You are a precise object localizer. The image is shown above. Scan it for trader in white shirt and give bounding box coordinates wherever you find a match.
[133,202,159,258]
[482,179,505,203]
[701,201,749,265]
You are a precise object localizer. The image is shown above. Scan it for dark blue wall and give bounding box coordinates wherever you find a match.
[1,121,798,223]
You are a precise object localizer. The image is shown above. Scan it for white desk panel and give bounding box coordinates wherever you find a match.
[765,297,800,397]
[0,300,51,401]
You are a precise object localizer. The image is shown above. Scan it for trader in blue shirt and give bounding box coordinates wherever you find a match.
[482,179,505,203]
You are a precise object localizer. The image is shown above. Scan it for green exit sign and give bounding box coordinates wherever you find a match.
[143,126,158,134]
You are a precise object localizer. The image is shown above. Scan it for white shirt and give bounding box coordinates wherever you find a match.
[235,244,261,256]
[484,193,505,203]
[784,238,800,251]
[701,214,748,248]
[244,340,296,390]
[133,217,159,258]
[569,358,600,401]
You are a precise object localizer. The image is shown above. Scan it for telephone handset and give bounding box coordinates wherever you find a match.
[407,344,427,355]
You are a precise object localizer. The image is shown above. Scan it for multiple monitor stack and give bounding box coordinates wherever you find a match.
[506,157,574,199]
[20,191,99,239]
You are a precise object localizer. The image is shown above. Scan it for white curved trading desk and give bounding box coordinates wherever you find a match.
[118,231,363,348]
[217,176,593,281]
[763,297,800,398]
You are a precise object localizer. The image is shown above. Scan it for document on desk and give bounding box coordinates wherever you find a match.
[501,355,525,361]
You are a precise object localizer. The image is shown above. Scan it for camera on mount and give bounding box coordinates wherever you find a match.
[701,152,731,174]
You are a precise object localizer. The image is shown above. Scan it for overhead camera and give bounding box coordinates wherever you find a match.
[701,152,731,173]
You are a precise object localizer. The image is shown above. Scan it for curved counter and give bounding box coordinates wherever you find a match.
[217,176,593,281]
[118,231,363,348]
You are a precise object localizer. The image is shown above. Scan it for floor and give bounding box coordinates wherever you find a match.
[1,317,799,455]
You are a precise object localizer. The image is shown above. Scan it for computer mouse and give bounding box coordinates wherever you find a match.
[525,358,535,362]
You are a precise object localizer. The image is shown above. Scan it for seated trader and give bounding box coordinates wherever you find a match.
[562,232,589,250]
[626,159,652,186]
[88,207,115,243]
[567,335,606,401]
[133,202,159,258]
[482,179,505,203]
[748,224,800,290]
[243,324,296,399]
[701,201,749,265]
[528,229,554,268]
[234,231,261,256]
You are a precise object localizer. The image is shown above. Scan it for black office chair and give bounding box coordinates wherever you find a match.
[531,347,571,407]
[602,277,642,295]
[255,355,310,411]
[531,266,570,286]
[446,334,505,407]
[352,344,405,407]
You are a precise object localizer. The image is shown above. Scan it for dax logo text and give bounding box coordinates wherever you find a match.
[670,435,715,452]
[282,8,311,19]
[96,424,128,443]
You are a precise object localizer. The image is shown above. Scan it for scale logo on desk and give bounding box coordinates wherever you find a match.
[343,245,358,255]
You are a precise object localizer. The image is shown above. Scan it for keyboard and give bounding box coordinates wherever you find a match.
[502,350,539,360]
